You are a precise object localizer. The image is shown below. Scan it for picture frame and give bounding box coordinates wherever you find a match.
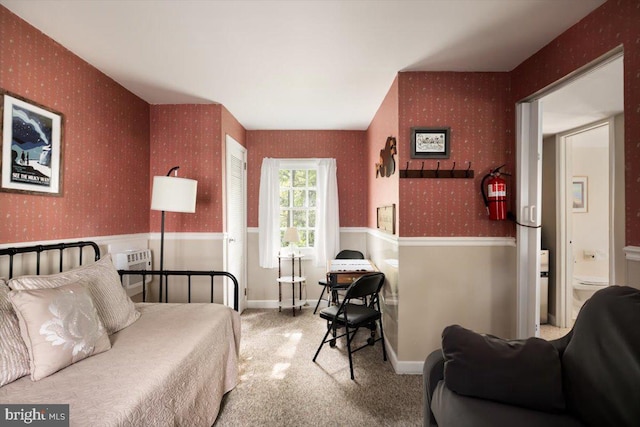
[572,176,588,213]
[410,127,450,159]
[376,204,396,234]
[1,91,63,196]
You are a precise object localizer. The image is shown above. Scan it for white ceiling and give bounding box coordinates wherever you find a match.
[1,0,612,131]
[541,56,624,136]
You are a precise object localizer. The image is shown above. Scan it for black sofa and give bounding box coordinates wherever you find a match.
[423,285,640,427]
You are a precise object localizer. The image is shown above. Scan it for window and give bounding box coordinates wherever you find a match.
[259,157,338,268]
[279,168,316,248]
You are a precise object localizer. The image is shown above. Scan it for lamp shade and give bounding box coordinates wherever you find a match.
[283,227,300,243]
[151,176,198,213]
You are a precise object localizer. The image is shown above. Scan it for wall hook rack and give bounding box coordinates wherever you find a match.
[400,160,474,179]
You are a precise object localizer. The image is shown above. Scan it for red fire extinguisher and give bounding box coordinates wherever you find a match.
[481,165,508,221]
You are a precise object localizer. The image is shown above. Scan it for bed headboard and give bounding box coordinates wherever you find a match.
[0,241,100,279]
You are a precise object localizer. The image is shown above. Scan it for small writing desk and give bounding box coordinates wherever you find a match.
[326,259,378,286]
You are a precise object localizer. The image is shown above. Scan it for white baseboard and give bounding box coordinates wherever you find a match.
[247,300,280,309]
[384,338,423,375]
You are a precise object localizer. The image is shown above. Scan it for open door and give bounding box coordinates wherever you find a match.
[225,134,247,312]
[516,100,542,338]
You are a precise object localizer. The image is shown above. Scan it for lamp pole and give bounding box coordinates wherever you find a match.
[151,166,196,303]
[158,166,180,302]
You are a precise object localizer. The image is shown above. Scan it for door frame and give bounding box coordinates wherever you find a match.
[515,101,543,338]
[556,118,615,327]
[515,48,623,336]
[224,134,248,312]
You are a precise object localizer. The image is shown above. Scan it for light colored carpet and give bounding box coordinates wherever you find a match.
[214,308,423,426]
[540,324,572,341]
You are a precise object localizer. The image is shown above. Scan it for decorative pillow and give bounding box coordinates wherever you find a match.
[8,255,140,334]
[9,282,111,381]
[0,279,30,386]
[442,324,565,413]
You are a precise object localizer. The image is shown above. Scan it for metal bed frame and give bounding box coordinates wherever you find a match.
[0,241,239,311]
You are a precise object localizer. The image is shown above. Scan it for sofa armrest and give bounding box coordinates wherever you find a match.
[423,349,445,427]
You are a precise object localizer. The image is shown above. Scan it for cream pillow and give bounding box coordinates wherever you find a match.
[0,279,30,386]
[9,282,111,381]
[8,255,140,334]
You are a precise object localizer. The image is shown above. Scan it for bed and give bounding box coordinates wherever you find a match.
[0,241,240,426]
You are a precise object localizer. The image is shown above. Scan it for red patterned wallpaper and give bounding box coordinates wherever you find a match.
[367,77,399,231]
[246,130,367,228]
[4,1,636,245]
[511,0,640,245]
[0,6,150,244]
[397,72,514,237]
[221,106,247,149]
[149,104,224,233]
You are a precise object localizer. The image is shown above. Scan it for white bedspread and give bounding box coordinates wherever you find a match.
[0,303,241,427]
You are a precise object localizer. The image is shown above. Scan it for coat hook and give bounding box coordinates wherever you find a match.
[451,162,456,177]
[466,161,472,178]
[420,162,425,177]
[435,161,440,178]
[405,161,410,173]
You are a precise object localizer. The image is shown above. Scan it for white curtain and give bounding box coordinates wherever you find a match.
[314,158,340,267]
[258,157,340,269]
[258,158,281,268]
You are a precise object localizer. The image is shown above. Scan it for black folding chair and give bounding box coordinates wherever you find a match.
[313,249,364,314]
[313,272,387,380]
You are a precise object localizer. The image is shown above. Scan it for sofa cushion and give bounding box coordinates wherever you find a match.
[0,279,30,386]
[431,380,584,427]
[9,282,111,381]
[562,285,640,427]
[442,324,565,413]
[8,255,140,335]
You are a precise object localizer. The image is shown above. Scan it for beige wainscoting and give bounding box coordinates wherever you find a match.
[366,230,400,363]
[0,234,149,279]
[147,232,225,303]
[245,228,369,309]
[396,238,517,368]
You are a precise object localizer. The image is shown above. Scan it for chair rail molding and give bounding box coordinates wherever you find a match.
[148,232,225,240]
[623,246,640,261]
[399,236,516,247]
[0,233,150,250]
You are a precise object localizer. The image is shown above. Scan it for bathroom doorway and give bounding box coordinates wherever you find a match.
[539,54,624,329]
[517,49,624,337]
[557,120,614,327]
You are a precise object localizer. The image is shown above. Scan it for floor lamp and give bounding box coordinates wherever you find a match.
[151,166,198,302]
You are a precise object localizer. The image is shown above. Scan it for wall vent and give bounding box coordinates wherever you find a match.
[113,249,152,295]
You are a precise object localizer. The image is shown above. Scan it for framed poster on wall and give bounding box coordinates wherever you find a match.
[572,176,588,213]
[1,91,63,195]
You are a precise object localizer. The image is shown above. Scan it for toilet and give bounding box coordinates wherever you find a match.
[573,275,608,318]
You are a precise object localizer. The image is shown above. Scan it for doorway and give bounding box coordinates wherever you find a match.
[516,50,624,337]
[554,119,615,328]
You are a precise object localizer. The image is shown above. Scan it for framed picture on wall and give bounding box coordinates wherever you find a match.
[410,127,450,159]
[376,204,396,234]
[572,176,588,213]
[1,91,63,195]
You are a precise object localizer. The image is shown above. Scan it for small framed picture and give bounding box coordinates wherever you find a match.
[1,91,63,196]
[411,127,450,159]
[572,176,588,213]
[376,204,396,235]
